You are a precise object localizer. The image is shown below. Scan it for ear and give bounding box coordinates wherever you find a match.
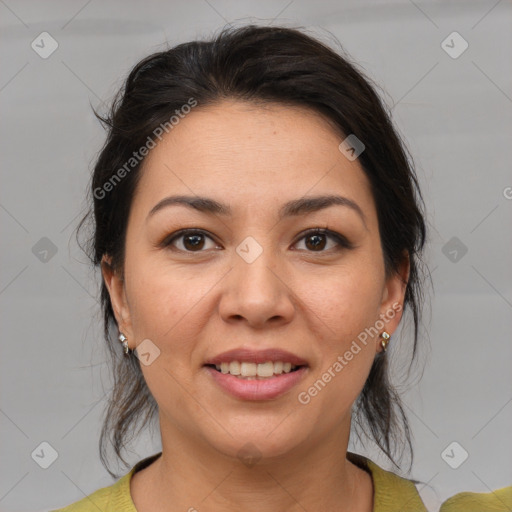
[101,255,133,345]
[377,251,410,352]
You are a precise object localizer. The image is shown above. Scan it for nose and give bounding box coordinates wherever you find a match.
[218,243,295,329]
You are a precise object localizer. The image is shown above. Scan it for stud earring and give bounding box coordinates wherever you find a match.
[380,331,390,352]
[118,333,130,354]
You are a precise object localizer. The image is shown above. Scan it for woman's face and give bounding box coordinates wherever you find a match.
[103,99,408,461]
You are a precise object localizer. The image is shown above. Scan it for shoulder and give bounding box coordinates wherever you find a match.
[50,471,135,512]
[50,452,162,512]
[347,452,428,512]
[439,485,512,512]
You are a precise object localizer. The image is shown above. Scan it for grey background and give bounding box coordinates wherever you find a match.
[1,1,511,511]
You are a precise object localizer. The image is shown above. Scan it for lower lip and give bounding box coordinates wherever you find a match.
[204,366,308,401]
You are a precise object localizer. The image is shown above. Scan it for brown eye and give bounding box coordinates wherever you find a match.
[164,230,218,252]
[304,233,327,251]
[162,228,353,254]
[294,228,353,253]
[182,233,206,251]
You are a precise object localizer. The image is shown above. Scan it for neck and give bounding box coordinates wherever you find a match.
[132,414,373,512]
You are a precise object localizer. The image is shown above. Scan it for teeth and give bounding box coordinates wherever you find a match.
[257,361,274,377]
[229,361,241,375]
[214,361,299,378]
[240,362,257,377]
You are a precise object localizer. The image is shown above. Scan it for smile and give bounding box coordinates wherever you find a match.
[204,364,308,400]
[209,360,301,379]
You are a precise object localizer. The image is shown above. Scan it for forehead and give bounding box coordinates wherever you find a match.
[131,100,375,220]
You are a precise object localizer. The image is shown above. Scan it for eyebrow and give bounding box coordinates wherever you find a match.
[147,194,367,227]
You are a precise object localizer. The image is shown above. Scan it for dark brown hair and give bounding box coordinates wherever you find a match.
[77,24,427,479]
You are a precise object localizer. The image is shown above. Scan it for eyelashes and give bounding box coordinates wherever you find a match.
[162,229,219,252]
[292,228,354,252]
[161,227,354,254]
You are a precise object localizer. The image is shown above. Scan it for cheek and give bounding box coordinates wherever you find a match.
[124,250,220,364]
[301,275,379,416]
[297,258,382,402]
[305,260,384,339]
[124,248,187,329]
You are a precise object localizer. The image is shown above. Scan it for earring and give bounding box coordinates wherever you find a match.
[118,333,130,354]
[380,331,390,352]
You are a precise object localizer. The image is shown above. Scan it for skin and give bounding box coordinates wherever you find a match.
[102,99,409,512]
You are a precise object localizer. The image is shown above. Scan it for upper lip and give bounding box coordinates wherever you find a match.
[204,348,309,366]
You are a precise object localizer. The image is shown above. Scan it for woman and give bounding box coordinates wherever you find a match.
[52,24,508,512]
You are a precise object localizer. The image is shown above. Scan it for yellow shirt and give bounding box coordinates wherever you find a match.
[50,451,512,511]
[50,451,428,511]
[439,486,512,511]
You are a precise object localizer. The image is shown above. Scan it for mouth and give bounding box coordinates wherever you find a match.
[205,361,306,380]
[203,348,309,400]
[204,361,306,380]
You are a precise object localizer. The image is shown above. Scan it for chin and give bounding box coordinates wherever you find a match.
[205,422,309,464]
